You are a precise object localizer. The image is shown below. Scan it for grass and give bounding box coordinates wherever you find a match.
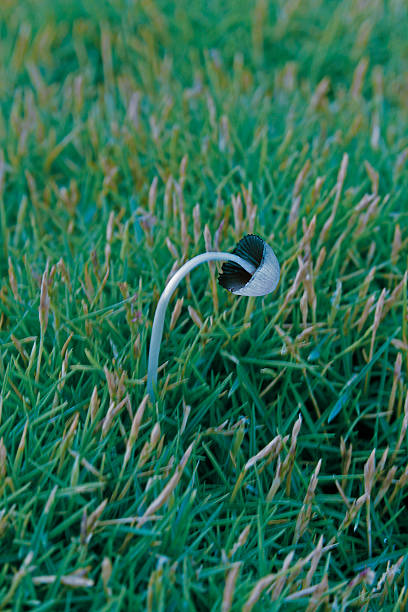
[0,0,408,609]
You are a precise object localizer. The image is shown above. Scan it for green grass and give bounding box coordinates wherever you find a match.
[1,0,408,609]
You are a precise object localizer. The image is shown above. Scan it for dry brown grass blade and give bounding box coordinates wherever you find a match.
[222,562,242,612]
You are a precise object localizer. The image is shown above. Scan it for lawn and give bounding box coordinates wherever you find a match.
[0,0,408,609]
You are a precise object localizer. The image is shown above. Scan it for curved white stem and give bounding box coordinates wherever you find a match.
[147,252,256,399]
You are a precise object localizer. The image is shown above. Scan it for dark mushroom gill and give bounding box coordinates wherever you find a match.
[218,234,264,292]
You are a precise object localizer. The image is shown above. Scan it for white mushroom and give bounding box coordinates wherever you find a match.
[218,234,280,296]
[147,234,280,398]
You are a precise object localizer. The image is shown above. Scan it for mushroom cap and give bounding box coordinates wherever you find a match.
[218,234,280,296]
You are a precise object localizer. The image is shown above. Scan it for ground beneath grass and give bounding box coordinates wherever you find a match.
[0,0,408,609]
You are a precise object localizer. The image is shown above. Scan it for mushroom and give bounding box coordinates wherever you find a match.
[146,234,280,398]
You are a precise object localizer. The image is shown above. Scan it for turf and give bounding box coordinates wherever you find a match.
[0,0,408,609]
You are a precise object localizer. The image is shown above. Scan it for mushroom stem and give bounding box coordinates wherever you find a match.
[147,252,256,399]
